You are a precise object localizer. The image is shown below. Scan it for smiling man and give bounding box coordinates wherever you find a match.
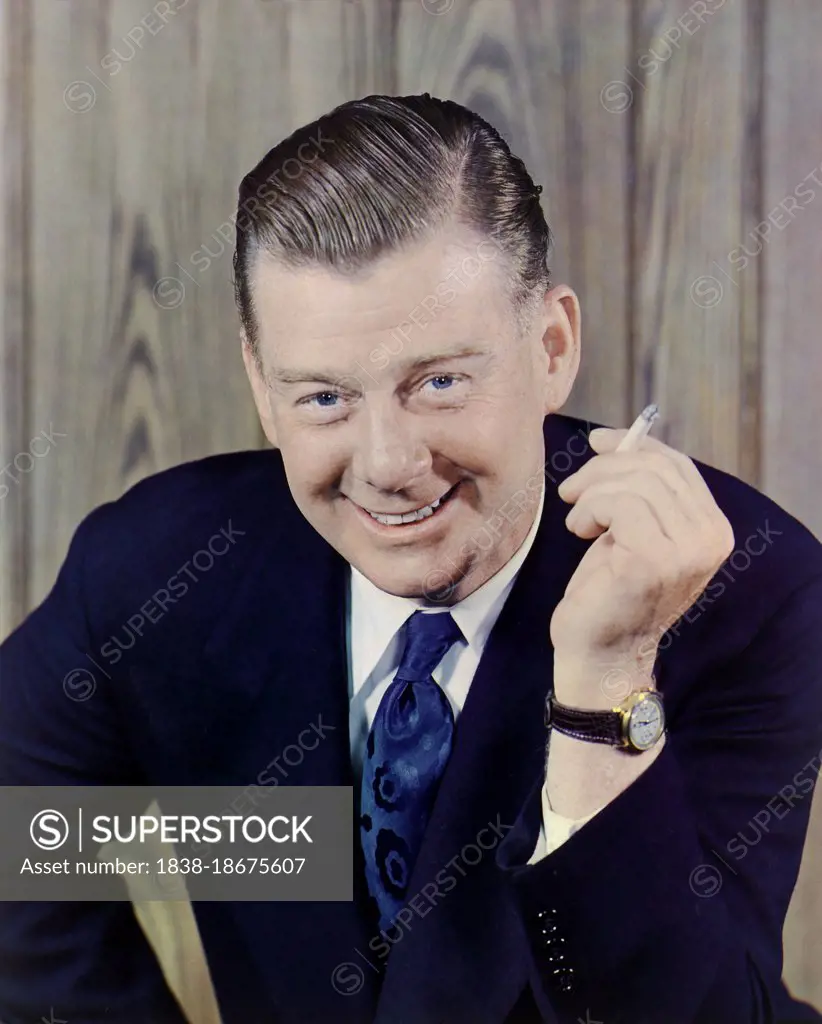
[1,93,822,1024]
[243,225,555,604]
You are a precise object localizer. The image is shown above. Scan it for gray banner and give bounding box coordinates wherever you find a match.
[0,786,352,901]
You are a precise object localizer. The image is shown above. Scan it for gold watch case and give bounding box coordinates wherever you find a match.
[618,689,666,751]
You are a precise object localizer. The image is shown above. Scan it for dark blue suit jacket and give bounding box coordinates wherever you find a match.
[2,413,821,1024]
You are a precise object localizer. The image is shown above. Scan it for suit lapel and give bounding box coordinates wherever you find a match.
[195,509,381,1023]
[373,418,592,1024]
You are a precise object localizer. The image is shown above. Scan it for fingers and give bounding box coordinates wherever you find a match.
[560,451,704,527]
[565,489,680,562]
[561,451,735,586]
[586,429,719,516]
[565,472,692,542]
[560,430,735,550]
[552,428,738,666]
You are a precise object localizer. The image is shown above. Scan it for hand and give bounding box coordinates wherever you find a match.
[549,426,735,705]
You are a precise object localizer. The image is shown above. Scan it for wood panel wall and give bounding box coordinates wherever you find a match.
[2,1,820,1019]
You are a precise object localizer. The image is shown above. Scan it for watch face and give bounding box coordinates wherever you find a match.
[628,694,664,750]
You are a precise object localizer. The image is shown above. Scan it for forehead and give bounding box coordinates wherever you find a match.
[250,228,516,370]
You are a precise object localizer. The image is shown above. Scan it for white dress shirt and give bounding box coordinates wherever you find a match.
[345,483,598,862]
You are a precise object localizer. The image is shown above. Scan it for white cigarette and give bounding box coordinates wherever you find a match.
[615,403,660,452]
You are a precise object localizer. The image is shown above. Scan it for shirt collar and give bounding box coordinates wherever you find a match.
[349,480,545,695]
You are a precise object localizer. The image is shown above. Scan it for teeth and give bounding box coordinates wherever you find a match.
[366,491,448,526]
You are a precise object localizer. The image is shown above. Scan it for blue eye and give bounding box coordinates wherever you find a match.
[312,392,340,407]
[427,375,455,390]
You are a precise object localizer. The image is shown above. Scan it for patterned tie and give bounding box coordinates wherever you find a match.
[360,610,463,929]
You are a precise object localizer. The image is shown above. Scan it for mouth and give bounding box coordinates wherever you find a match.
[351,483,461,528]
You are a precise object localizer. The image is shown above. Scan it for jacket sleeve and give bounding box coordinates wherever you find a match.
[0,510,188,1024]
[496,573,822,1024]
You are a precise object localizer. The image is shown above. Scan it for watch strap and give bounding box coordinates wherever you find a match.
[545,698,624,746]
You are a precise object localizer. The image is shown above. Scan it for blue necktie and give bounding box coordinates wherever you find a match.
[360,610,462,929]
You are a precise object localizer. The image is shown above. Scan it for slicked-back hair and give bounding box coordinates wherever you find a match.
[232,93,552,369]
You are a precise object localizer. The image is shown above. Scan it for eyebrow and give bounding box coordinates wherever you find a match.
[267,370,346,387]
[267,346,491,387]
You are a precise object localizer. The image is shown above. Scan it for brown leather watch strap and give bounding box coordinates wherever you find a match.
[545,697,624,745]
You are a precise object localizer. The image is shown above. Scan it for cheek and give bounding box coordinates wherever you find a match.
[447,408,526,476]
[280,433,346,500]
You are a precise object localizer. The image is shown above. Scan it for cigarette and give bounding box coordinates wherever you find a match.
[615,403,660,452]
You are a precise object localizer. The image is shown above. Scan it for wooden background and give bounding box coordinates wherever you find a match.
[2,0,820,1020]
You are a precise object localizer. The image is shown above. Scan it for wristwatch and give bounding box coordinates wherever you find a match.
[545,689,665,753]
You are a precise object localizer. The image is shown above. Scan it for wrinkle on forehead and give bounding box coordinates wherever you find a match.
[250,228,517,359]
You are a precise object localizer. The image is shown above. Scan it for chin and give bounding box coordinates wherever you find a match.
[356,563,432,598]
[355,553,469,604]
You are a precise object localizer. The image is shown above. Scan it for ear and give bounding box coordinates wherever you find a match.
[534,284,581,414]
[241,330,279,448]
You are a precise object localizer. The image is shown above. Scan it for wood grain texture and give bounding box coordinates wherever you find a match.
[26,0,265,614]
[735,0,765,489]
[762,0,822,1005]
[761,0,822,541]
[0,0,30,637]
[632,0,752,474]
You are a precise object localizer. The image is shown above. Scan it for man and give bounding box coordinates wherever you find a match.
[1,93,821,1024]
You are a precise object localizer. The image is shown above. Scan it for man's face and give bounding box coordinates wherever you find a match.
[244,227,579,602]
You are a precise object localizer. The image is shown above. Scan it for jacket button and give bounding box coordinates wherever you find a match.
[535,907,559,926]
[552,966,575,993]
[532,909,576,993]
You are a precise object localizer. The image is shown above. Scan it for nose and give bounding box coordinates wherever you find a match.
[351,395,431,493]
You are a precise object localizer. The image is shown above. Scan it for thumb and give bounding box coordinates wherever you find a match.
[588,427,629,451]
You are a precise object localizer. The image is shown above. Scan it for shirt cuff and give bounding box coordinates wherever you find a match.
[527,781,602,864]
